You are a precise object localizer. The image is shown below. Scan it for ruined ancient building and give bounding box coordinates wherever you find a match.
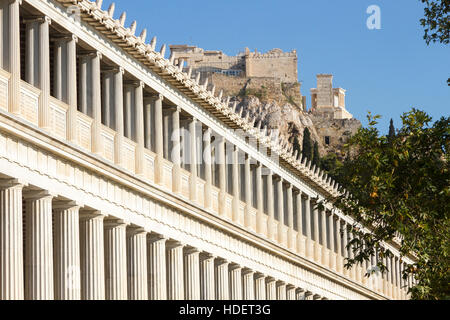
[170,45,298,83]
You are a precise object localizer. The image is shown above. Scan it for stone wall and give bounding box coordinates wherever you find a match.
[245,48,298,83]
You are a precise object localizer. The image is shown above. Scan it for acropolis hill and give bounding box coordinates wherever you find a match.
[170,45,361,159]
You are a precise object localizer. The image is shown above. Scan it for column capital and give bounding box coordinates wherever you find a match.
[103,218,128,228]
[0,178,26,189]
[254,272,266,279]
[199,252,216,260]
[147,233,168,242]
[276,280,286,286]
[287,284,296,290]
[23,15,51,25]
[184,246,200,255]
[126,226,147,236]
[78,50,102,60]
[313,294,322,300]
[215,258,229,265]
[23,189,56,200]
[265,276,276,283]
[229,263,241,271]
[149,93,164,101]
[166,240,185,249]
[242,268,254,276]
[52,200,82,211]
[53,34,78,43]
[295,288,305,294]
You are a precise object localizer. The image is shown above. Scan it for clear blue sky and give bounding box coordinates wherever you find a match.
[105,0,449,133]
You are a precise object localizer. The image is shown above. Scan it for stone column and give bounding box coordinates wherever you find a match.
[304,291,314,300]
[154,94,164,185]
[189,118,198,202]
[91,52,103,154]
[265,277,276,300]
[104,219,128,300]
[242,268,255,300]
[203,129,213,210]
[305,195,312,258]
[8,0,21,114]
[296,288,305,300]
[144,97,152,150]
[184,247,200,300]
[102,72,111,128]
[287,185,294,249]
[25,191,54,300]
[79,55,88,115]
[254,273,266,300]
[124,84,133,140]
[134,81,145,176]
[287,285,296,300]
[67,35,78,143]
[296,191,304,255]
[232,146,240,222]
[256,163,264,234]
[229,264,242,300]
[313,294,322,300]
[214,258,229,300]
[342,222,349,278]
[321,209,328,264]
[312,200,320,262]
[276,281,287,300]
[80,212,105,300]
[25,20,37,86]
[244,154,252,228]
[147,234,167,300]
[114,68,124,166]
[126,228,148,300]
[53,38,63,100]
[277,178,284,244]
[200,252,215,300]
[53,202,81,300]
[38,16,51,130]
[166,241,184,300]
[163,110,170,159]
[218,136,227,216]
[0,180,24,300]
[348,230,356,280]
[267,171,275,240]
[171,107,181,194]
[335,217,342,273]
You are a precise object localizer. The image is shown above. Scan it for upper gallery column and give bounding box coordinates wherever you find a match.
[189,118,198,202]
[134,81,145,176]
[126,228,148,300]
[153,94,164,185]
[38,16,51,130]
[321,208,328,265]
[335,217,343,273]
[114,67,125,166]
[0,179,24,300]
[79,211,105,300]
[277,178,285,244]
[203,129,213,210]
[66,35,78,143]
[256,162,264,234]
[312,199,320,262]
[171,107,181,194]
[244,154,252,228]
[8,0,21,114]
[53,201,81,300]
[217,136,227,216]
[231,146,240,222]
[24,190,55,300]
[184,247,200,300]
[104,219,128,300]
[267,170,275,240]
[91,52,103,154]
[304,194,312,258]
[286,184,294,249]
[296,191,304,255]
[328,211,336,270]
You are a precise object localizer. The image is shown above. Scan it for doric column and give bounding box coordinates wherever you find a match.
[242,268,255,300]
[114,68,124,166]
[8,0,21,114]
[0,180,24,300]
[295,288,305,300]
[166,240,184,300]
[277,178,284,244]
[229,264,242,300]
[144,97,152,150]
[126,228,148,300]
[287,184,294,249]
[232,146,240,222]
[214,258,229,300]
[124,84,133,140]
[321,208,328,264]
[312,200,320,262]
[276,281,287,300]
[256,163,264,234]
[218,136,227,216]
[91,52,103,154]
[79,55,88,115]
[267,171,275,240]
[296,191,304,254]
[254,273,266,300]
[134,81,145,176]
[184,247,200,300]
[200,252,215,300]
[38,16,51,130]
[305,195,312,258]
[53,202,81,300]
[328,212,336,270]
[80,212,105,300]
[104,219,128,300]
[335,217,342,273]
[102,72,112,128]
[24,190,54,300]
[53,38,63,100]
[244,154,252,228]
[147,234,167,300]
[154,94,164,185]
[163,110,170,159]
[265,277,276,300]
[203,129,213,209]
[171,107,181,194]
[189,118,198,202]
[67,35,78,143]
[348,230,356,280]
[287,285,296,300]
[25,20,37,86]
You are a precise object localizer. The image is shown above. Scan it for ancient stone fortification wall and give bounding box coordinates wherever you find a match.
[245,49,298,83]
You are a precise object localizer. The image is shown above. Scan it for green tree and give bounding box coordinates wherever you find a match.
[320,153,343,181]
[313,141,320,167]
[327,109,449,300]
[388,118,396,141]
[302,128,312,162]
[419,0,450,85]
[293,135,301,156]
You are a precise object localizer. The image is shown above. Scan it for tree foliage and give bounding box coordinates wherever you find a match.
[302,128,312,161]
[313,141,321,167]
[327,109,450,300]
[388,118,396,141]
